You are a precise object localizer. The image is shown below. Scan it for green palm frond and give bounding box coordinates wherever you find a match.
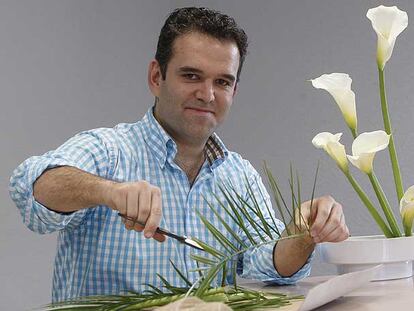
[43,287,303,311]
[44,164,317,310]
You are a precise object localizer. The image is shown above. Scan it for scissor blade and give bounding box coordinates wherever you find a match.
[117,213,204,251]
[183,238,204,251]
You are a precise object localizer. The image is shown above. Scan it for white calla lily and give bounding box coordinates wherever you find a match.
[312,132,348,172]
[367,5,408,70]
[311,73,357,133]
[400,186,414,236]
[347,130,390,174]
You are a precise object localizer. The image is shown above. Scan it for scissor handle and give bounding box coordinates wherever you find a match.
[117,213,185,241]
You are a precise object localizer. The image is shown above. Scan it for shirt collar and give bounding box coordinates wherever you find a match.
[205,133,229,170]
[141,106,228,170]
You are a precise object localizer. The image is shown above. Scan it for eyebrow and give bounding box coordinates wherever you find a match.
[178,66,236,83]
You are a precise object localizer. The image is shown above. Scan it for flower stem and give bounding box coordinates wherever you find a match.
[350,127,358,139]
[378,67,404,202]
[403,217,413,237]
[345,172,394,237]
[368,172,402,237]
[404,224,412,236]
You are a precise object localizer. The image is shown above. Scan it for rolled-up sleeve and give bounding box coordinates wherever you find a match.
[9,130,118,234]
[237,161,314,284]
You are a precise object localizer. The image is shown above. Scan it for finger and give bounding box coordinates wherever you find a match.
[319,226,343,243]
[309,200,319,224]
[132,219,145,232]
[338,225,350,242]
[310,196,335,237]
[324,214,349,242]
[126,190,139,230]
[135,187,151,233]
[144,187,163,239]
[153,232,166,242]
[320,216,349,242]
[315,203,343,241]
[295,201,311,230]
[133,191,145,232]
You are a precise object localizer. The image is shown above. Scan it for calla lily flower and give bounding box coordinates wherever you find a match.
[400,185,414,236]
[367,5,408,70]
[347,130,390,174]
[312,132,348,172]
[311,73,357,133]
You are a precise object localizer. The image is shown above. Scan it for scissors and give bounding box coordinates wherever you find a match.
[117,213,204,251]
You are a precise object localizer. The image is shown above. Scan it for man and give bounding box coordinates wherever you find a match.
[9,7,349,302]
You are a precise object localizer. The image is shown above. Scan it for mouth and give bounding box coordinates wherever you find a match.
[184,107,215,115]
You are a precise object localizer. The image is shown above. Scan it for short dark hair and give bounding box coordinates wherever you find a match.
[155,7,248,83]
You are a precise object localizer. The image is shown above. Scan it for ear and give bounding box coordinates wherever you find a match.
[148,59,162,97]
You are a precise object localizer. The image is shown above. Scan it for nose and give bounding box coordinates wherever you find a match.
[195,80,215,103]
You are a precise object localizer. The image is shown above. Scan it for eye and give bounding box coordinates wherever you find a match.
[183,73,199,80]
[216,79,232,87]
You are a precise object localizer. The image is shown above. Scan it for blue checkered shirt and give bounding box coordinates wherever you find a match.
[9,107,312,302]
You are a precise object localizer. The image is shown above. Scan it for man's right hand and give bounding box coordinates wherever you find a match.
[105,181,165,242]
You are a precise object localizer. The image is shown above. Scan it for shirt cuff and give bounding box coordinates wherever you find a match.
[267,241,314,285]
[29,196,88,232]
[19,158,88,232]
[240,241,314,285]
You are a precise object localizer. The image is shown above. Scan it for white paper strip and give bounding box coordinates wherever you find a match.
[299,265,381,311]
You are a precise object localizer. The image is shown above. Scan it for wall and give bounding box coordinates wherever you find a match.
[1,1,413,309]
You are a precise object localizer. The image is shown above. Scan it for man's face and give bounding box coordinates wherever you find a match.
[149,31,240,144]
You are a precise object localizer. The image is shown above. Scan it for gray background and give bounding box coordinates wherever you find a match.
[1,0,414,310]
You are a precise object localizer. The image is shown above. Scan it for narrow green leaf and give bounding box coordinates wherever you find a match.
[169,260,193,287]
[190,254,218,265]
[202,196,248,248]
[191,237,226,259]
[195,263,223,297]
[220,262,227,287]
[308,162,319,230]
[216,185,257,245]
[143,284,163,295]
[243,173,274,239]
[264,164,292,235]
[156,273,184,294]
[232,258,238,290]
[197,213,239,252]
[222,182,268,243]
[230,189,271,242]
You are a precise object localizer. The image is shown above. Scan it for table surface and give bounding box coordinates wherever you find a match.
[239,275,414,310]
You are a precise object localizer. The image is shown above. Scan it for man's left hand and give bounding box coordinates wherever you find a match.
[299,195,349,243]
